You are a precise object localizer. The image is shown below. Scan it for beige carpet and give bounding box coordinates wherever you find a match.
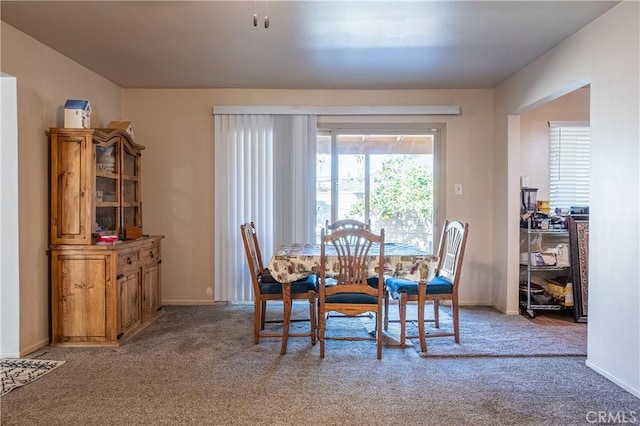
[1,305,635,426]
[362,305,587,358]
[374,305,587,357]
[217,303,587,359]
[288,304,587,357]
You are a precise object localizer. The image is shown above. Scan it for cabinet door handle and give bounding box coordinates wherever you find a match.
[149,251,154,258]
[116,274,124,280]
[127,257,132,265]
[158,259,162,265]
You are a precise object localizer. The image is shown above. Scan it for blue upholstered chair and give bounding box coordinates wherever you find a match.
[384,220,469,352]
[240,222,317,352]
[318,227,385,359]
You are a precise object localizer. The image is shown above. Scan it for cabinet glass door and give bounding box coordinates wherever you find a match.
[121,146,142,232]
[95,141,120,235]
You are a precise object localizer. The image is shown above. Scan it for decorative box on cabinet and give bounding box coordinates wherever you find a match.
[49,127,163,347]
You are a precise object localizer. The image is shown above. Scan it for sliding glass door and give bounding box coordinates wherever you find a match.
[317,130,436,252]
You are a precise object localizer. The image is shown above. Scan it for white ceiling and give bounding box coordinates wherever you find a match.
[1,1,619,90]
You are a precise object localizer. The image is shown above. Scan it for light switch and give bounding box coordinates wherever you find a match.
[455,184,463,195]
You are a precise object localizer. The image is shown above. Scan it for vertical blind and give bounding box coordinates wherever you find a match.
[548,122,590,213]
[213,114,317,302]
[214,115,275,302]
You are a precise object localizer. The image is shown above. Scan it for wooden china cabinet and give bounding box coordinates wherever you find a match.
[49,127,164,346]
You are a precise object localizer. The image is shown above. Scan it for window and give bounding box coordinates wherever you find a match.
[548,122,590,213]
[316,124,443,253]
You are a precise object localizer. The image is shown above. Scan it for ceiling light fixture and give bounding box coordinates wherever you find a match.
[253,0,269,29]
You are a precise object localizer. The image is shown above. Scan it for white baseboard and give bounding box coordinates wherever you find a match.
[161,300,217,306]
[161,300,501,310]
[162,300,312,306]
[487,302,521,315]
[586,359,640,399]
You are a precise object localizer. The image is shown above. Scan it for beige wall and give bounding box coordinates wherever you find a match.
[520,88,590,201]
[1,22,124,354]
[123,89,496,306]
[495,1,639,397]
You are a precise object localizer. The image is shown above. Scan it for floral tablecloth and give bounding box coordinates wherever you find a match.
[268,242,438,283]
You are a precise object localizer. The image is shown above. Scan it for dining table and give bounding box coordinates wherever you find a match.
[267,242,438,354]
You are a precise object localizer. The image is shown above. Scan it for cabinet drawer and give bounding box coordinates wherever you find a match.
[141,244,160,263]
[118,251,140,269]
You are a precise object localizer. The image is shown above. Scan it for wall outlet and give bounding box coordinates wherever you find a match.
[454,183,463,195]
[205,287,213,297]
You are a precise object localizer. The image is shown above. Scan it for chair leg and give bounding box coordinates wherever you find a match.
[261,300,267,330]
[376,308,383,360]
[399,293,407,349]
[318,301,326,358]
[452,297,460,344]
[280,282,292,356]
[308,290,317,345]
[418,282,427,353]
[384,291,389,331]
[254,299,261,344]
[434,300,440,328]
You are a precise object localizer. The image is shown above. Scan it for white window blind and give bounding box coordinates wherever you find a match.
[548,122,590,212]
[213,114,317,302]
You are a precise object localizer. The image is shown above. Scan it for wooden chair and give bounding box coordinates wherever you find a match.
[325,219,378,292]
[240,222,317,354]
[318,227,385,359]
[325,218,370,233]
[384,220,469,352]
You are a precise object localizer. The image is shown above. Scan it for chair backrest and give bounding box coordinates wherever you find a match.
[325,219,370,234]
[320,227,384,297]
[434,220,469,291]
[240,222,264,294]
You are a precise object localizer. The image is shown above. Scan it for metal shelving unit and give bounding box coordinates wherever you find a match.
[520,219,571,318]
